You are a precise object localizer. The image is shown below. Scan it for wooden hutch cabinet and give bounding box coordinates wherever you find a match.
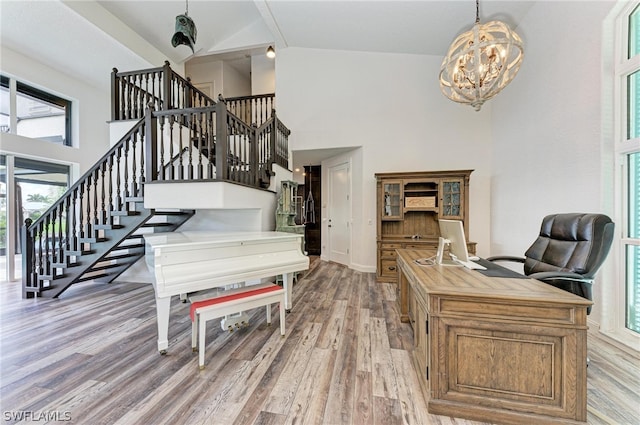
[375,170,475,283]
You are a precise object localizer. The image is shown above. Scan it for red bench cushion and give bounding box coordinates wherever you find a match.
[190,284,282,321]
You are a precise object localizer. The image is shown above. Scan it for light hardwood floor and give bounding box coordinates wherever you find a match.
[1,259,638,425]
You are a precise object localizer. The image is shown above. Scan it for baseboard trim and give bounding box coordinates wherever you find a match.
[588,318,640,359]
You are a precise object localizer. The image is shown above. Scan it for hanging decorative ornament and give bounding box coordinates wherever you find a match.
[439,0,524,111]
[171,0,197,53]
[304,166,316,225]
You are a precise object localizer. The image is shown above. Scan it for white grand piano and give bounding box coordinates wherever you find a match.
[144,231,309,353]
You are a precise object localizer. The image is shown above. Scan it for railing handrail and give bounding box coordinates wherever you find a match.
[111,61,216,121]
[113,65,165,78]
[26,118,145,232]
[226,93,275,102]
[256,116,274,133]
[167,66,215,107]
[153,105,217,118]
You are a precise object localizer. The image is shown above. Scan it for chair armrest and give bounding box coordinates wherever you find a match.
[485,255,526,263]
[528,271,592,284]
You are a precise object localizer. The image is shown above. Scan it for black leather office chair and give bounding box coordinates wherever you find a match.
[487,213,614,314]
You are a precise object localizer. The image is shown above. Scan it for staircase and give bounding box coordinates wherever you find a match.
[22,63,290,298]
[25,203,194,299]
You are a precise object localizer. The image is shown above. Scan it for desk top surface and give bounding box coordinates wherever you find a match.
[397,249,592,307]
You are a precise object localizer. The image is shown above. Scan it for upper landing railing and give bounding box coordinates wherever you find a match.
[111,61,276,128]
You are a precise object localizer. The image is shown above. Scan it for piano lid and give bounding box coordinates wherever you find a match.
[143,231,303,250]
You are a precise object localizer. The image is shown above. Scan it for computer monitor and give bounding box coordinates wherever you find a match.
[436,219,471,265]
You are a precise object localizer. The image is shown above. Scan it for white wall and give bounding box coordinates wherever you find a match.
[251,54,276,95]
[276,47,494,270]
[0,46,110,177]
[490,1,616,321]
[222,62,251,97]
[185,59,251,98]
[186,59,222,98]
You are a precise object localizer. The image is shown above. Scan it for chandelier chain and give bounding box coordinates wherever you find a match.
[475,0,480,24]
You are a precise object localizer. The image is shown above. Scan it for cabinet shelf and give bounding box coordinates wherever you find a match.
[404,189,438,193]
[404,207,438,213]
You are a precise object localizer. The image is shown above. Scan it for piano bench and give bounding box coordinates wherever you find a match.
[189,282,286,369]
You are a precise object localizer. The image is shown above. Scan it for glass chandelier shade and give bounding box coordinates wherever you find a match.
[439,18,524,111]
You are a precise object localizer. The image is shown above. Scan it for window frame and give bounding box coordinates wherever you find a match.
[610,1,640,349]
[1,74,72,146]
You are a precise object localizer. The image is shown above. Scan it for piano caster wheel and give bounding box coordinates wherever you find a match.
[159,350,167,355]
[192,348,198,353]
[199,365,205,370]
[286,309,291,314]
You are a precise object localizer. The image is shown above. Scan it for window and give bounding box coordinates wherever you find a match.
[627,152,640,332]
[0,155,70,258]
[0,75,72,146]
[615,3,640,338]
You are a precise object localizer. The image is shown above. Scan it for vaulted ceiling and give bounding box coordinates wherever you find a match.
[1,0,535,90]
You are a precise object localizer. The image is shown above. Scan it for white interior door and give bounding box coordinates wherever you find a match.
[328,161,351,266]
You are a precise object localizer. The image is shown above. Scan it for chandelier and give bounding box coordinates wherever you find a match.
[439,0,524,111]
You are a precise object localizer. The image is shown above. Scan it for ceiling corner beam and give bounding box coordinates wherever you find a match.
[253,0,288,48]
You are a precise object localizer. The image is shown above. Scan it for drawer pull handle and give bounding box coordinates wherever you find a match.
[388,266,396,271]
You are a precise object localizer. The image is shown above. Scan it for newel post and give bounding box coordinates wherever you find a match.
[185,77,192,109]
[21,218,34,299]
[144,104,158,186]
[215,97,229,181]
[111,68,120,121]
[270,108,277,165]
[162,60,172,111]
[250,123,259,186]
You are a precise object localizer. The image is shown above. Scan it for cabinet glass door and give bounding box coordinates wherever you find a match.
[382,181,402,219]
[440,179,463,219]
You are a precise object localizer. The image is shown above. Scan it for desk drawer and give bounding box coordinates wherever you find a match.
[380,249,398,260]
[405,244,436,251]
[380,243,402,250]
[380,259,398,276]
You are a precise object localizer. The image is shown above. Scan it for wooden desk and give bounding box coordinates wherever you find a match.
[396,249,592,425]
